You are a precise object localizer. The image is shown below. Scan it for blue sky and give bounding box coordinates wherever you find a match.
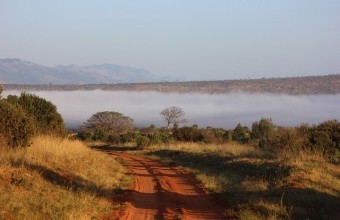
[1,0,339,80]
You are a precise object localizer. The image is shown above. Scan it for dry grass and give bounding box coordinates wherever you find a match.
[144,141,340,219]
[0,135,131,219]
[149,141,258,156]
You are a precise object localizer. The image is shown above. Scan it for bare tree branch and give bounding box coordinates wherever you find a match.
[160,106,186,129]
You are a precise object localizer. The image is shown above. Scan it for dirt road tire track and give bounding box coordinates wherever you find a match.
[110,152,226,220]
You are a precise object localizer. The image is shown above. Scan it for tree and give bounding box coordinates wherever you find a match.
[82,111,134,135]
[232,123,250,144]
[251,118,276,140]
[160,106,186,129]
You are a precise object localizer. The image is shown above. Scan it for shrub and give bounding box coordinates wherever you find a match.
[77,130,92,141]
[119,132,136,144]
[233,123,250,144]
[6,93,65,136]
[0,100,35,147]
[136,136,151,149]
[174,126,203,142]
[107,134,120,145]
[251,118,276,140]
[147,132,170,145]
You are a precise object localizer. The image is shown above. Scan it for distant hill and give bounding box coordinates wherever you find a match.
[0,58,171,84]
[3,74,340,95]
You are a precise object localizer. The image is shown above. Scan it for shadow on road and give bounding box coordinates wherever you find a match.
[91,145,139,152]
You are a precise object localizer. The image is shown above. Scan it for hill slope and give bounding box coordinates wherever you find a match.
[0,58,167,84]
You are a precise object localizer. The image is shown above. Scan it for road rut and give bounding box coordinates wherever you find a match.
[110,153,226,220]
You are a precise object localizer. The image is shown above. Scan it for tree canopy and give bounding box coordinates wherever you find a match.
[82,111,134,135]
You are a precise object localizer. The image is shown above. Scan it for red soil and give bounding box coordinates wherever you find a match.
[110,153,227,220]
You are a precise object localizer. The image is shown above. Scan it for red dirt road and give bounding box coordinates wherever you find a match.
[111,153,226,220]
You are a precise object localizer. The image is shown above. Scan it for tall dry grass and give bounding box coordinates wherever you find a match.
[145,141,340,219]
[0,135,131,219]
[149,141,259,157]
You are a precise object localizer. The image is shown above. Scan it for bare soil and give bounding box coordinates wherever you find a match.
[110,152,227,220]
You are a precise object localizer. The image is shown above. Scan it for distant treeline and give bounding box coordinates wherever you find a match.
[3,74,340,95]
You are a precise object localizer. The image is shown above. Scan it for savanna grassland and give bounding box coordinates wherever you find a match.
[0,135,131,219]
[1,87,339,219]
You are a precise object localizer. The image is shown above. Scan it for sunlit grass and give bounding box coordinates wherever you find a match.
[145,141,340,219]
[149,141,258,156]
[0,135,131,219]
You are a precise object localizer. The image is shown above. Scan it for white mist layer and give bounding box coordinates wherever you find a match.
[3,90,340,129]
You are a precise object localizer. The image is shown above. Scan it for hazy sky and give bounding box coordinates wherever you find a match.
[1,0,340,80]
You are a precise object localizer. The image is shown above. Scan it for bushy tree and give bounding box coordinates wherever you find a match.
[251,118,276,148]
[308,120,340,158]
[82,111,134,136]
[251,118,276,140]
[0,100,35,147]
[232,123,250,144]
[6,93,65,135]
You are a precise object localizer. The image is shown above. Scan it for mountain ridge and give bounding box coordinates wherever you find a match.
[0,58,171,84]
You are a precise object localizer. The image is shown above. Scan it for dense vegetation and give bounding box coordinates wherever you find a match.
[79,115,339,163]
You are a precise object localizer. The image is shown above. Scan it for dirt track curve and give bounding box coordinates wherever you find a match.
[110,153,226,220]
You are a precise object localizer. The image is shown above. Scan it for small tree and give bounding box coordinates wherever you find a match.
[82,111,134,136]
[251,118,276,140]
[232,123,250,144]
[160,106,186,129]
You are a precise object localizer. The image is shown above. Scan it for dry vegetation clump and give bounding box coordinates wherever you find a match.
[0,135,131,219]
[145,141,340,220]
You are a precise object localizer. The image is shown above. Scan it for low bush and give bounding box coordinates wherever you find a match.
[136,136,151,149]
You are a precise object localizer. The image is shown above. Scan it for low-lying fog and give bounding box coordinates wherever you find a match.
[3,90,340,129]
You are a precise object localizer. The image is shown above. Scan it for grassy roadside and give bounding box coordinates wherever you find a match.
[0,135,132,219]
[141,142,340,220]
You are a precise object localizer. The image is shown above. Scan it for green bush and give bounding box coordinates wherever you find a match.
[251,118,276,140]
[232,123,250,144]
[107,134,120,145]
[136,136,151,149]
[147,132,170,145]
[77,130,92,141]
[6,93,65,136]
[174,126,203,142]
[0,100,35,147]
